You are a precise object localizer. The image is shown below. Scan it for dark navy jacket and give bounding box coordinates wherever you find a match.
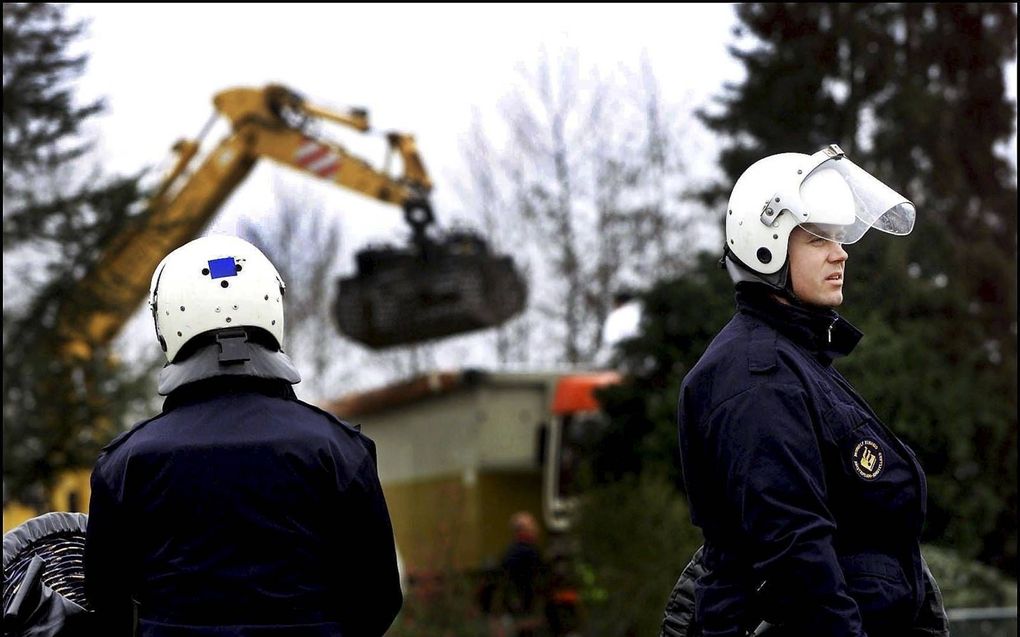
[85,377,402,637]
[677,286,946,637]
[501,540,543,615]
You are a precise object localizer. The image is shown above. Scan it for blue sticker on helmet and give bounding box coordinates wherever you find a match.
[208,257,238,279]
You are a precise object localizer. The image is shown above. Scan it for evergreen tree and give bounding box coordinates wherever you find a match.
[594,252,735,489]
[2,3,154,505]
[3,3,101,217]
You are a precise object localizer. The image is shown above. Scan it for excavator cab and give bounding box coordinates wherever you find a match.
[336,222,527,349]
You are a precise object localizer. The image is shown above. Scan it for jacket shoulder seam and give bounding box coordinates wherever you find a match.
[703,381,809,424]
[99,412,168,454]
[296,399,364,436]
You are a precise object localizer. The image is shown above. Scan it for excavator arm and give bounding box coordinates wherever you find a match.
[58,84,524,359]
[214,85,434,211]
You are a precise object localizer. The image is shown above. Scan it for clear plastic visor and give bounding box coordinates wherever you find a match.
[798,157,915,244]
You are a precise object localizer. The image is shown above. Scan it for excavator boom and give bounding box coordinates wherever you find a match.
[57,84,525,360]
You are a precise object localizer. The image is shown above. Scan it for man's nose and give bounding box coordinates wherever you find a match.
[830,242,848,262]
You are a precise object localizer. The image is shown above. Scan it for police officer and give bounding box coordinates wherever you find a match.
[673,146,948,636]
[85,235,402,636]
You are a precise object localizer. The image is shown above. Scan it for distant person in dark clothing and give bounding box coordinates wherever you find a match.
[84,235,402,636]
[503,512,543,616]
[489,511,545,637]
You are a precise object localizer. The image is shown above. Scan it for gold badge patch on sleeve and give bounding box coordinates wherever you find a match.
[853,439,884,480]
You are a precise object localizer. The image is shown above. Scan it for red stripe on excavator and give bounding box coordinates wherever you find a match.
[315,163,339,178]
[295,140,324,160]
[297,145,330,166]
[308,154,340,177]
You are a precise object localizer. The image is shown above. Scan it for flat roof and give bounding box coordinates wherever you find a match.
[321,368,621,418]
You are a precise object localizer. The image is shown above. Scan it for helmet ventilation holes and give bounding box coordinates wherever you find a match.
[756,247,773,264]
[149,235,286,363]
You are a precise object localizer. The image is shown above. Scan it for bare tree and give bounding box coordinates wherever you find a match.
[454,111,536,366]
[238,180,357,402]
[457,50,708,366]
[623,56,709,282]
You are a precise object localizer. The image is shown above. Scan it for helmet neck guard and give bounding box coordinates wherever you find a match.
[158,333,300,396]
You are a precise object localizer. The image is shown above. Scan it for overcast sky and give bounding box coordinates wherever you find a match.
[64,3,1017,250]
[59,3,752,379]
[66,3,745,246]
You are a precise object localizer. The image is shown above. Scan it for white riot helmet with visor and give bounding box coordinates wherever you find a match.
[723,144,915,289]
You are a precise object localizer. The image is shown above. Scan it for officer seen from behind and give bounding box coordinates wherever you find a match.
[84,235,402,636]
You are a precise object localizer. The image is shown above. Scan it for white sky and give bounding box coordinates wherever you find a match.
[66,3,745,247]
[65,2,1015,251]
[61,3,749,383]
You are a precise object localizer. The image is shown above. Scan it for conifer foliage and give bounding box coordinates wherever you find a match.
[3,3,153,505]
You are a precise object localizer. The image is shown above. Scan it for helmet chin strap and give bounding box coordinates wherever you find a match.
[726,250,834,310]
[722,247,795,296]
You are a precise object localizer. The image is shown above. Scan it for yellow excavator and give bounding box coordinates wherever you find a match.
[58,82,526,361]
[4,84,527,530]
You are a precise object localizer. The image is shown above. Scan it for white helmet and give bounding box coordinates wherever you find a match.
[724,144,915,288]
[149,235,286,363]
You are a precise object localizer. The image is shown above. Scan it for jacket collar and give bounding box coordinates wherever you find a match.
[735,284,862,362]
[162,376,297,413]
[157,340,301,396]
